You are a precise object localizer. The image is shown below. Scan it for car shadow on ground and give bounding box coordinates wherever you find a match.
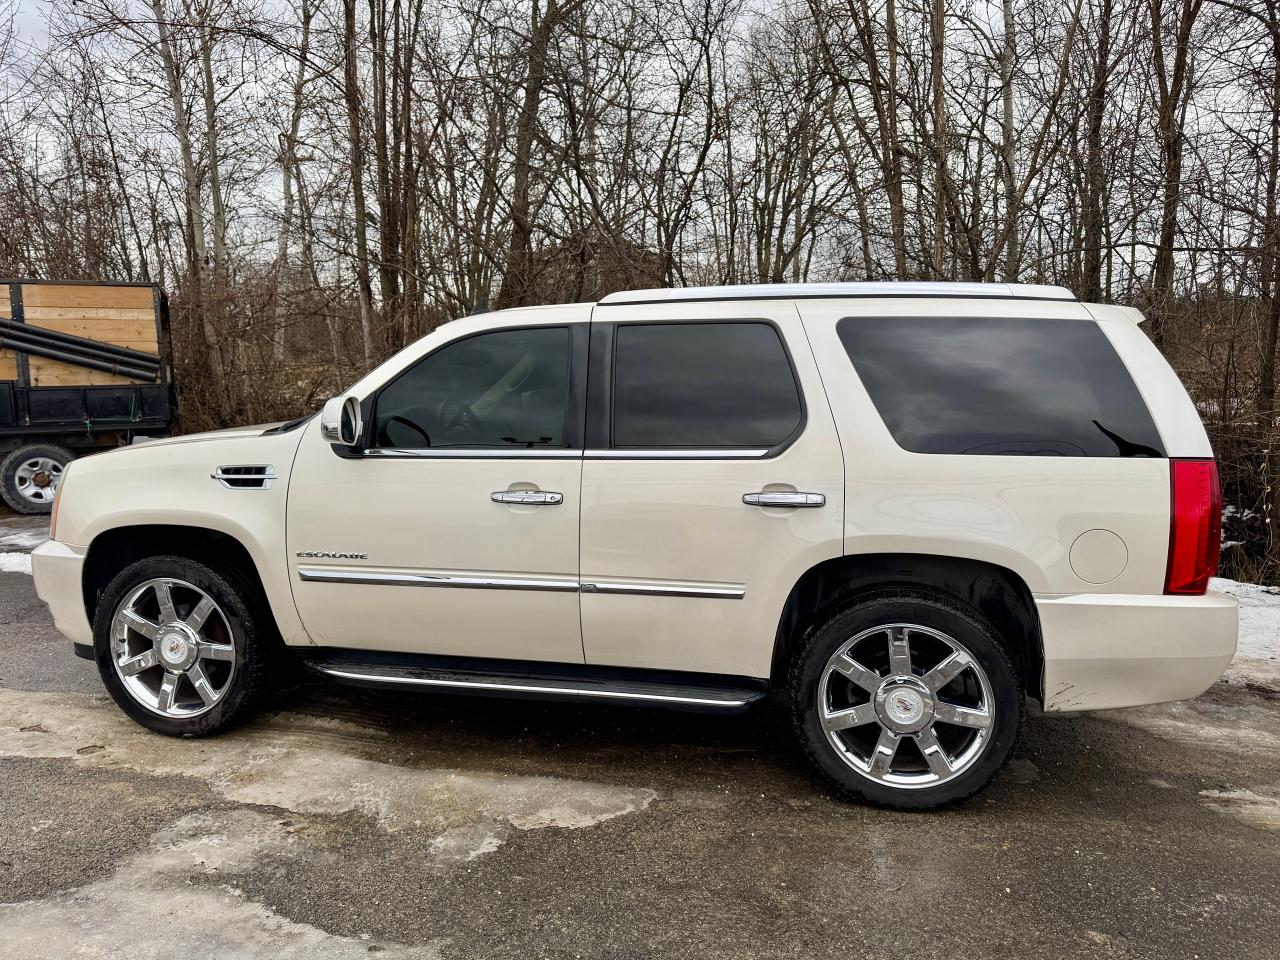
[269,668,1280,819]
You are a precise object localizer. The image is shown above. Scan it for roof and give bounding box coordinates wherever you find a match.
[597,281,1075,306]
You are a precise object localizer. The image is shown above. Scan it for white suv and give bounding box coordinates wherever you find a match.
[31,282,1237,808]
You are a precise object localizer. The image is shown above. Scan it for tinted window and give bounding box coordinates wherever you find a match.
[837,316,1164,457]
[373,327,571,449]
[612,322,803,448]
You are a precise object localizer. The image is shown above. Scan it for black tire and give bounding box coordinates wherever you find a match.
[92,555,274,737]
[787,589,1023,810]
[0,443,75,514]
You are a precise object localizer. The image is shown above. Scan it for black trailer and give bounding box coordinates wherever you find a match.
[0,279,177,513]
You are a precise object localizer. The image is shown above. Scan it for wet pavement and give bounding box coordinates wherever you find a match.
[0,515,1277,959]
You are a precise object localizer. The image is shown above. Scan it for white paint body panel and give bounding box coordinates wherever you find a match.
[33,425,313,646]
[286,417,585,662]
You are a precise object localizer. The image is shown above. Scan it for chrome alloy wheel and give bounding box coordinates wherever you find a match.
[110,578,237,718]
[14,456,63,506]
[817,623,995,789]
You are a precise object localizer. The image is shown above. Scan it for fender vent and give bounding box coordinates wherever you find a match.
[212,464,277,490]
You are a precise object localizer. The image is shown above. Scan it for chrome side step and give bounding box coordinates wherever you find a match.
[299,650,768,713]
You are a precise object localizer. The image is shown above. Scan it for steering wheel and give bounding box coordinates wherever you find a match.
[437,399,482,441]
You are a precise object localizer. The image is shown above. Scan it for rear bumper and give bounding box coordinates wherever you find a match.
[31,539,92,648]
[1037,590,1238,712]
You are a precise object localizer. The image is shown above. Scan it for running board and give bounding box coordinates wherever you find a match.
[297,649,768,713]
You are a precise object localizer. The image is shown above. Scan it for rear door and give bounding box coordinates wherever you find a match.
[578,299,845,679]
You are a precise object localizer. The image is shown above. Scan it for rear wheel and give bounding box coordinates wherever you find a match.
[0,443,74,514]
[788,590,1023,810]
[92,556,273,736]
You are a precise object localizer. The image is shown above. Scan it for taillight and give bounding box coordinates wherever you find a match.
[1164,459,1221,595]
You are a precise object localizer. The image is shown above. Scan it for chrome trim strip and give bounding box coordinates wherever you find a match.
[297,567,579,592]
[584,449,769,459]
[580,580,745,600]
[364,448,582,459]
[362,447,771,460]
[314,666,753,707]
[297,567,744,599]
[211,465,277,490]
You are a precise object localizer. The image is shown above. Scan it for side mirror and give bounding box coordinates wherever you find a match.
[320,395,364,449]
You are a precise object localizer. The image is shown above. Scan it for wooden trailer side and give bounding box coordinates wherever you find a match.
[18,283,160,387]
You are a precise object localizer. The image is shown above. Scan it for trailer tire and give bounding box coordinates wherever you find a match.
[1,443,75,514]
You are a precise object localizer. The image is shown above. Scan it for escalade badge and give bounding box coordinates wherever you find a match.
[296,550,368,560]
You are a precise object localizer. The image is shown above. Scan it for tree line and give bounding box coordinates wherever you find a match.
[2,0,1280,580]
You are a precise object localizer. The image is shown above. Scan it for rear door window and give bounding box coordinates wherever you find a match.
[836,316,1165,457]
[611,322,803,449]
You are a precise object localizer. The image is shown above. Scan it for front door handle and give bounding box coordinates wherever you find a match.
[491,490,564,505]
[743,491,825,508]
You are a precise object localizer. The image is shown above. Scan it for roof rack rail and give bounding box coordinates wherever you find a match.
[597,281,1076,306]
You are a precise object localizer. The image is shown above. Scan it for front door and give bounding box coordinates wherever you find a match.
[578,302,845,679]
[287,322,586,664]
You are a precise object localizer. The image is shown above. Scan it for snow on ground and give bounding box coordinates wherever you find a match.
[0,552,33,574]
[0,526,47,551]
[1212,578,1280,661]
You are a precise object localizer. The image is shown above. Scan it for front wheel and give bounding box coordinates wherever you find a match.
[788,590,1023,810]
[92,556,273,736]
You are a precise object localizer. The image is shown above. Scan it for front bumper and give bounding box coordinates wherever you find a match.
[31,539,92,648]
[1037,590,1238,712]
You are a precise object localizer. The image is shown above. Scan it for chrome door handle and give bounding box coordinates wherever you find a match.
[491,490,564,505]
[743,491,825,508]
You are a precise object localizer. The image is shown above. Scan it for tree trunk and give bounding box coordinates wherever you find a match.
[343,0,376,364]
[1081,0,1114,302]
[930,0,948,278]
[1148,0,1204,346]
[1000,0,1019,281]
[495,1,558,309]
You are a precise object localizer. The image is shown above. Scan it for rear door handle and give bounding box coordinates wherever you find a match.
[742,491,825,508]
[491,490,564,505]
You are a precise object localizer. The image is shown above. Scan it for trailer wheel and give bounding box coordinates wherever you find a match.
[1,444,75,514]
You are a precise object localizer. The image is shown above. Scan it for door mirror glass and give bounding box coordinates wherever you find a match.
[320,394,364,449]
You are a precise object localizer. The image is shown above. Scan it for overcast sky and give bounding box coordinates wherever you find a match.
[12,1,48,47]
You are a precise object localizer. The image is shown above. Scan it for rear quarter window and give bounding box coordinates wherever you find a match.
[836,316,1165,457]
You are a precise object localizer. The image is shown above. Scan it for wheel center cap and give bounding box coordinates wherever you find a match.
[874,677,934,733]
[886,689,924,724]
[159,631,193,668]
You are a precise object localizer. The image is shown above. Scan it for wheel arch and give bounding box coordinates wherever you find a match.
[82,524,276,633]
[772,553,1044,701]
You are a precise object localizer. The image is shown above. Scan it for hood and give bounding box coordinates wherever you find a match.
[131,423,285,449]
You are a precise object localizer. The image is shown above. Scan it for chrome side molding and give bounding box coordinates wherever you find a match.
[297,567,579,592]
[579,580,746,600]
[297,566,745,599]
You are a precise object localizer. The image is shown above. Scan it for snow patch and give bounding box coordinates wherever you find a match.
[0,552,33,574]
[0,809,443,959]
[0,526,48,551]
[1199,787,1280,831]
[0,689,657,860]
[1211,577,1280,661]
